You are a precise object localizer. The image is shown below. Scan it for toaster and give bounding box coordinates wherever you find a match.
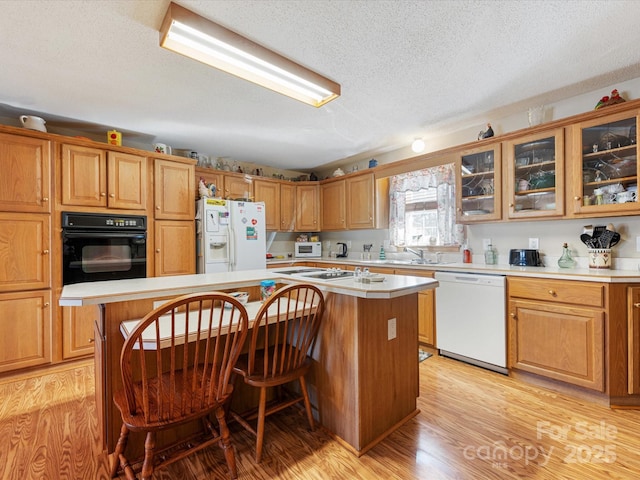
[509,249,542,266]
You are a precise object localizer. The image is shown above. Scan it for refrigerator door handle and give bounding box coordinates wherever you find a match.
[227,225,235,269]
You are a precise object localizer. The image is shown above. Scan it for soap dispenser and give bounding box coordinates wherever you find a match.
[379,245,386,260]
[484,244,497,265]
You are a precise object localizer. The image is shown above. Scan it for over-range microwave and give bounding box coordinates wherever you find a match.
[295,241,322,258]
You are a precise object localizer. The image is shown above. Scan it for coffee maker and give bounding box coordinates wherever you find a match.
[336,242,348,258]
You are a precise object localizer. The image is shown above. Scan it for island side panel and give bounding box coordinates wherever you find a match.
[312,291,419,454]
[313,292,360,449]
[357,293,419,450]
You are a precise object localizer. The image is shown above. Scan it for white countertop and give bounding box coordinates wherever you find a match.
[268,258,640,283]
[59,268,437,307]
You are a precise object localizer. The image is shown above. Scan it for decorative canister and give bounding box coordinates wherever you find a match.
[588,248,611,269]
[260,280,276,301]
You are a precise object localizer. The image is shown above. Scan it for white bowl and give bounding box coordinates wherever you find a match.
[226,291,249,307]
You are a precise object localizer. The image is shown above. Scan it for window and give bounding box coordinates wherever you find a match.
[389,163,458,247]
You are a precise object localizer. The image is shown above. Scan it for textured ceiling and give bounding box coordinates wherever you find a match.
[2,0,640,171]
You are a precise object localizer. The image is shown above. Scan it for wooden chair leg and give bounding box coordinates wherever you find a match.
[255,386,268,463]
[110,423,129,478]
[299,376,315,430]
[141,431,156,480]
[215,406,238,479]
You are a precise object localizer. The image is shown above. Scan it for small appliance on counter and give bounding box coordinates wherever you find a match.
[336,242,348,258]
[294,241,322,258]
[508,249,542,266]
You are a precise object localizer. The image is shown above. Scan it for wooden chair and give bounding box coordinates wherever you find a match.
[230,283,325,463]
[110,292,249,480]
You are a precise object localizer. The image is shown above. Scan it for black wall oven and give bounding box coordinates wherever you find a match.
[62,212,147,285]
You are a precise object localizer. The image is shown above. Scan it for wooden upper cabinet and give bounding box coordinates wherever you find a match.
[223,173,253,200]
[570,109,639,216]
[346,173,375,229]
[0,132,51,213]
[154,159,195,220]
[456,142,502,222]
[107,152,147,210]
[196,168,224,197]
[321,180,346,230]
[296,184,320,231]
[504,127,564,219]
[254,179,281,230]
[0,212,50,292]
[61,144,147,210]
[280,183,296,231]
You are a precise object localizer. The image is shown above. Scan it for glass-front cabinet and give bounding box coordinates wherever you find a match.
[571,110,639,215]
[504,127,564,219]
[456,142,501,222]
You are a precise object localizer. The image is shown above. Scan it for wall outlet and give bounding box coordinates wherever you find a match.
[482,238,492,250]
[529,237,539,249]
[636,236,640,252]
[346,240,352,249]
[388,318,397,340]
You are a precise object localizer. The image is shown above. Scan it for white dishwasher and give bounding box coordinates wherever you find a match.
[434,271,507,373]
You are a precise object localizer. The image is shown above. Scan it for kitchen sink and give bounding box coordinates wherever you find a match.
[356,259,453,266]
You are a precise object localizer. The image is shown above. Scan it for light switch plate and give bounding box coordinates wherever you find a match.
[636,236,640,252]
[482,238,492,250]
[529,237,539,249]
[388,318,397,340]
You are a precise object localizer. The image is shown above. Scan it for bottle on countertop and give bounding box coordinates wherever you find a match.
[379,246,386,260]
[557,243,576,268]
[463,245,472,263]
[484,244,497,265]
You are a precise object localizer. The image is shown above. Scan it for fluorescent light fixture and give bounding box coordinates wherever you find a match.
[411,138,425,153]
[159,2,340,107]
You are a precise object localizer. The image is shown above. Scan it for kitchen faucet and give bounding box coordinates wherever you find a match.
[404,247,425,263]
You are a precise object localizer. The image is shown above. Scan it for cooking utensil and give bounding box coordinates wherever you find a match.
[580,233,594,246]
[592,225,606,238]
[608,232,621,248]
[598,230,616,248]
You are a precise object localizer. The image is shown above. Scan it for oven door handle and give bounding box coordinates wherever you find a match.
[63,231,146,239]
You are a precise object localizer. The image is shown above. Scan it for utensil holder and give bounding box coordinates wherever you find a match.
[588,248,611,269]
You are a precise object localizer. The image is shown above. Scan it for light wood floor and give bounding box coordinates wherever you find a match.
[2,354,640,479]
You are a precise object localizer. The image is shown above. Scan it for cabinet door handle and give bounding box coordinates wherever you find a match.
[42,249,49,255]
[43,302,49,307]
[156,249,161,253]
[100,192,106,197]
[574,196,581,201]
[42,197,49,202]
[109,193,115,198]
[548,289,556,296]
[156,205,161,210]
[510,312,516,318]
[509,203,514,208]
[634,303,640,308]
[88,338,95,343]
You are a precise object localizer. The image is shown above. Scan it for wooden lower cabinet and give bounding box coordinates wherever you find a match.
[508,277,605,391]
[629,287,640,394]
[154,220,196,276]
[395,269,435,347]
[62,305,98,359]
[0,290,52,372]
[418,289,435,346]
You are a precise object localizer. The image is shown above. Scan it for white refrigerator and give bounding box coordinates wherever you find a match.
[196,198,267,273]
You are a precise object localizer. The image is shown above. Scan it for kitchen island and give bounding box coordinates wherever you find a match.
[59,268,437,459]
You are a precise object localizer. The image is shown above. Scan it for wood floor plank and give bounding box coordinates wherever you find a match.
[2,354,640,479]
